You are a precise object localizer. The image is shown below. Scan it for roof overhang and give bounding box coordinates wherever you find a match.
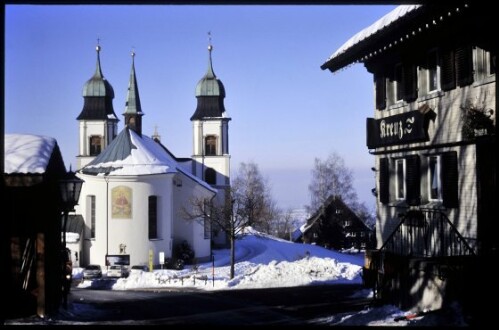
[320,4,469,73]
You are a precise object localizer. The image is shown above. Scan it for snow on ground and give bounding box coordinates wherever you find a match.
[25,228,466,326]
[75,227,364,291]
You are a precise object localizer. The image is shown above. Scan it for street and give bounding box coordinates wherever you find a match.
[49,283,372,325]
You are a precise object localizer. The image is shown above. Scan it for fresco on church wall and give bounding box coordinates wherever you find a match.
[112,186,132,219]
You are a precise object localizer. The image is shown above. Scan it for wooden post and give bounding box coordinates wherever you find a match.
[36,233,45,318]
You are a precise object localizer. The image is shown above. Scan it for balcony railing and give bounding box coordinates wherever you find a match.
[379,209,475,257]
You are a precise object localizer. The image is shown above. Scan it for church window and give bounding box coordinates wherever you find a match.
[205,136,217,156]
[89,136,102,156]
[87,195,96,239]
[205,168,216,185]
[148,196,158,239]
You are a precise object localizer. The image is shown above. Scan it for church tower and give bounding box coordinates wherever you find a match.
[123,50,144,136]
[76,43,119,170]
[191,36,231,192]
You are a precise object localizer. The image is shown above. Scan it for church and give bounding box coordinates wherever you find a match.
[72,41,231,269]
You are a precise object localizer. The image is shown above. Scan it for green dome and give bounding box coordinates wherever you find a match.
[195,45,225,97]
[82,45,115,98]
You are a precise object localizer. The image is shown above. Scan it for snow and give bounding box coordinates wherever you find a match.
[85,130,177,176]
[75,227,364,291]
[86,129,216,192]
[326,5,422,62]
[65,232,80,244]
[5,133,57,174]
[6,228,468,325]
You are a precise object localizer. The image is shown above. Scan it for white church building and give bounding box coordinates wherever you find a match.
[72,41,231,269]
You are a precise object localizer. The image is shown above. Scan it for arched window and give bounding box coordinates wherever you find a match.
[89,136,102,156]
[205,168,216,185]
[205,135,217,156]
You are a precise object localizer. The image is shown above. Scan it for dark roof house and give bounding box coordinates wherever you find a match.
[300,196,374,251]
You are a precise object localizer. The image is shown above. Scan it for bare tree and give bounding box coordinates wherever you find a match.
[232,162,277,234]
[271,208,295,240]
[307,151,358,214]
[183,190,246,279]
[183,161,277,279]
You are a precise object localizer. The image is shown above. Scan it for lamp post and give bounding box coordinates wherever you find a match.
[59,168,83,308]
[59,169,83,250]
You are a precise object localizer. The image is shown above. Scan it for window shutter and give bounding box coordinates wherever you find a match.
[441,151,459,208]
[441,49,456,91]
[375,74,386,110]
[405,155,420,206]
[403,64,418,102]
[456,45,474,87]
[379,158,389,204]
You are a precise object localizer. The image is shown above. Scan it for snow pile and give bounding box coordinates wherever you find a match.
[76,229,364,291]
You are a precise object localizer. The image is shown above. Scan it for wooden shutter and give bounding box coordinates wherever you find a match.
[441,151,459,208]
[375,74,386,110]
[456,45,474,87]
[379,158,389,204]
[441,49,456,91]
[405,154,421,206]
[403,64,418,102]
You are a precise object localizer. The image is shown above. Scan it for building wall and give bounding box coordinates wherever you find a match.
[76,173,174,268]
[374,47,495,251]
[192,119,230,183]
[77,120,116,170]
[171,173,213,261]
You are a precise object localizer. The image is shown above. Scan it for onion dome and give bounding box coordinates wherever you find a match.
[191,40,226,120]
[77,43,118,121]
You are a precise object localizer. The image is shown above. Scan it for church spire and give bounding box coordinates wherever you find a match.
[205,31,216,79]
[78,41,117,120]
[94,39,104,79]
[191,33,226,121]
[123,49,144,136]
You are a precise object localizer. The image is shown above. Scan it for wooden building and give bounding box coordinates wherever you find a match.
[321,4,496,321]
[3,134,67,318]
[299,195,374,251]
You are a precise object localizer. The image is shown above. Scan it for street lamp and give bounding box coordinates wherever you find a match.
[59,169,84,249]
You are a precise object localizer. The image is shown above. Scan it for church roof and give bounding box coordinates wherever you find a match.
[191,42,227,120]
[80,127,216,192]
[77,44,118,121]
[123,51,143,117]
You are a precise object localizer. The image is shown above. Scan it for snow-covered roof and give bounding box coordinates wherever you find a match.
[81,127,216,193]
[5,133,57,174]
[321,5,423,72]
[328,5,421,61]
[83,128,177,176]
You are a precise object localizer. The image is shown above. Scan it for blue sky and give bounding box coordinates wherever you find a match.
[5,4,396,211]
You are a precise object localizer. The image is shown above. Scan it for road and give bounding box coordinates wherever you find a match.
[47,283,372,325]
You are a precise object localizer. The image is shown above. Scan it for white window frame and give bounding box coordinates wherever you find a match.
[427,49,440,93]
[396,159,406,200]
[428,155,442,201]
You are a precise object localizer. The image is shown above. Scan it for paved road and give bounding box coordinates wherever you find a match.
[47,283,372,325]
